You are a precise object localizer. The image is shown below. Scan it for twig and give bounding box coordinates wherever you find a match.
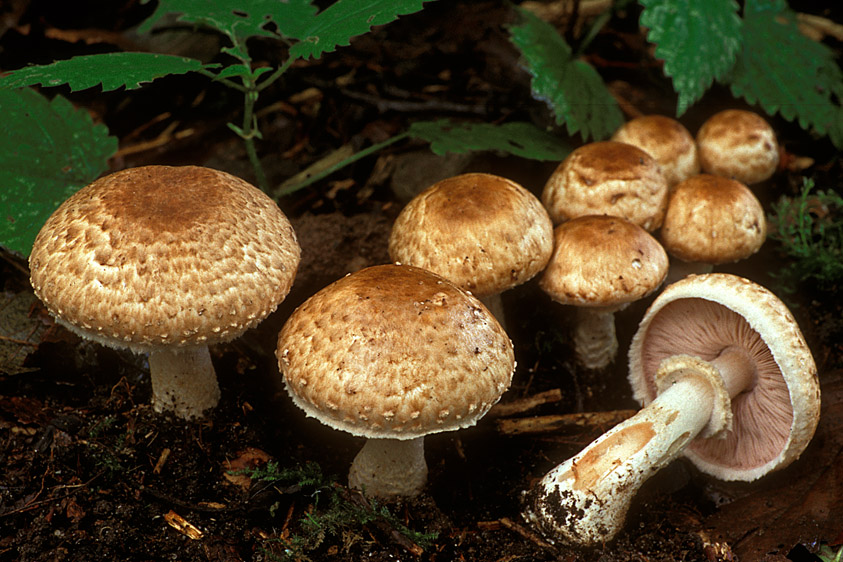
[487,389,563,418]
[498,517,554,549]
[496,409,636,435]
[338,486,425,557]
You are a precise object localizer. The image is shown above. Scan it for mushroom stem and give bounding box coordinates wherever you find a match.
[348,437,428,499]
[479,293,507,329]
[574,306,620,370]
[148,346,221,420]
[525,355,734,545]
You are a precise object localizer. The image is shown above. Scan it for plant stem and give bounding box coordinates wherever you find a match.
[272,132,411,199]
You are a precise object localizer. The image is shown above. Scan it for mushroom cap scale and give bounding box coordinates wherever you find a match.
[541,141,669,231]
[277,264,515,440]
[388,173,553,298]
[610,115,700,187]
[539,215,668,308]
[29,165,301,353]
[696,109,779,185]
[628,273,820,481]
[660,174,767,264]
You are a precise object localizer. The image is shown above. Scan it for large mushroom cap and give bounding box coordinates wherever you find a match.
[541,141,669,231]
[540,215,668,308]
[277,264,515,440]
[611,115,700,188]
[660,174,767,264]
[388,173,553,299]
[628,273,820,481]
[696,109,779,185]
[29,165,301,353]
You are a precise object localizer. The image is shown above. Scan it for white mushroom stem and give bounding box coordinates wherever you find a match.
[479,293,507,329]
[526,350,757,546]
[573,306,621,370]
[348,437,428,499]
[148,346,221,420]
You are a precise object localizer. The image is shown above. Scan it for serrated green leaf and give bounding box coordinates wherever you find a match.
[0,89,117,256]
[0,52,209,92]
[639,0,741,116]
[725,0,843,148]
[288,0,432,61]
[139,0,318,60]
[408,120,572,161]
[508,7,623,141]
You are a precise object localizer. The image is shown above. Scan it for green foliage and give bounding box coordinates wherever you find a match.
[0,88,117,256]
[408,120,572,161]
[726,0,843,148]
[508,6,624,141]
[0,52,211,92]
[818,543,843,562]
[639,0,742,115]
[768,178,843,290]
[288,0,432,60]
[234,461,437,560]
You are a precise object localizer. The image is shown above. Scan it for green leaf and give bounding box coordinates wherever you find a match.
[508,7,623,141]
[408,120,572,161]
[289,0,432,61]
[639,0,742,116]
[0,89,117,256]
[725,0,843,148]
[139,0,319,60]
[0,52,209,92]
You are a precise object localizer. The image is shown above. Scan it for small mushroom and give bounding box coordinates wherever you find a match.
[660,174,767,281]
[610,115,700,189]
[696,109,779,185]
[277,264,515,499]
[29,165,301,419]
[524,273,820,546]
[541,141,669,231]
[539,215,668,370]
[388,172,553,320]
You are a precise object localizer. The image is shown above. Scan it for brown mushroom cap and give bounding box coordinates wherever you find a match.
[539,215,669,308]
[610,115,700,188]
[29,165,301,353]
[388,173,553,299]
[660,174,767,264]
[628,273,820,481]
[277,264,515,440]
[696,109,779,185]
[541,141,669,231]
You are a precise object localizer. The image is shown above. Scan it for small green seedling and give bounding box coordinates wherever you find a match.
[768,178,843,290]
[232,461,438,561]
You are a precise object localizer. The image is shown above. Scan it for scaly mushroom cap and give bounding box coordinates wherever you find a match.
[696,109,779,185]
[541,141,669,231]
[610,115,700,188]
[277,264,515,440]
[629,273,820,481]
[660,174,767,264]
[29,165,301,353]
[388,173,553,298]
[540,215,668,308]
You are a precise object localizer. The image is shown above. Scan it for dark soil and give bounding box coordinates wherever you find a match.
[2,2,842,561]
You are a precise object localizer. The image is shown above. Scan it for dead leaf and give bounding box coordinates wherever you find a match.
[222,448,272,490]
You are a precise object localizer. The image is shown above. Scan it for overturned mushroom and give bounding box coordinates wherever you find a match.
[524,273,820,546]
[277,264,514,499]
